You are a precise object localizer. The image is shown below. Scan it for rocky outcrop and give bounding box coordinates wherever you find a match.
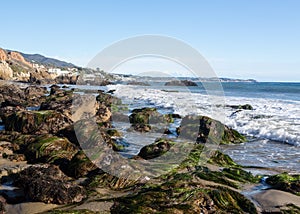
[127,81,150,86]
[0,48,8,61]
[0,84,26,108]
[111,167,258,214]
[13,165,87,204]
[55,75,78,84]
[0,61,13,80]
[177,115,246,144]
[165,80,198,86]
[3,110,72,135]
[29,69,55,84]
[129,108,172,132]
[7,51,32,68]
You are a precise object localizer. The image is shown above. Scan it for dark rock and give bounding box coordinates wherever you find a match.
[24,135,78,164]
[129,108,170,132]
[127,81,150,86]
[66,150,99,178]
[13,164,87,204]
[49,84,61,95]
[0,84,25,107]
[23,85,48,107]
[177,115,246,144]
[137,138,175,160]
[227,104,253,110]
[266,173,300,196]
[3,110,72,135]
[165,80,198,86]
[0,196,6,213]
[40,88,74,119]
[111,170,257,214]
[55,75,79,85]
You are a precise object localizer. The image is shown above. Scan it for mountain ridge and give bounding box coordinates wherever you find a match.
[6,50,77,68]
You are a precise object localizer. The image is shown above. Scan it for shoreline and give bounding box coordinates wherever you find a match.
[0,82,299,213]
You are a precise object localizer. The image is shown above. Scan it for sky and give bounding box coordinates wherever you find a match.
[1,0,299,81]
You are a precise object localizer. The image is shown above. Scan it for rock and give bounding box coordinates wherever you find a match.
[0,84,25,107]
[0,141,14,158]
[127,81,150,86]
[0,48,8,61]
[8,51,32,68]
[177,115,246,144]
[165,80,198,86]
[24,85,48,107]
[0,196,6,213]
[266,173,300,196]
[129,108,170,132]
[25,135,78,164]
[0,61,13,80]
[227,104,253,110]
[55,75,78,84]
[29,69,55,84]
[3,110,72,135]
[137,138,175,160]
[111,169,257,214]
[66,150,99,178]
[13,164,87,204]
[0,84,46,109]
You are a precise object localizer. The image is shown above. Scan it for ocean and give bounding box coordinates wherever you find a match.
[105,81,300,173]
[1,81,299,173]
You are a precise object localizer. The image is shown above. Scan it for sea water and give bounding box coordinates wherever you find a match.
[107,82,300,172]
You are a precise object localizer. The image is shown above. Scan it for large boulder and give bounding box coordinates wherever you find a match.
[129,108,171,132]
[165,80,198,86]
[3,110,72,135]
[177,115,246,144]
[0,84,25,107]
[137,138,175,160]
[25,135,78,164]
[13,165,87,204]
[0,61,13,80]
[40,88,74,119]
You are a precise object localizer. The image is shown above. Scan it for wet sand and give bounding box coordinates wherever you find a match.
[252,189,300,213]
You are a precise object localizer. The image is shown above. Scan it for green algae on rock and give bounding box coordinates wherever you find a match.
[4,110,72,135]
[25,135,78,164]
[177,115,246,144]
[266,173,300,196]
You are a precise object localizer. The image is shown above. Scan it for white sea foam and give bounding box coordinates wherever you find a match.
[107,84,300,146]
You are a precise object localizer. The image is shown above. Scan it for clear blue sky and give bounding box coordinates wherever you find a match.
[1,0,299,81]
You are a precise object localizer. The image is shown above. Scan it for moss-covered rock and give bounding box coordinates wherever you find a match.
[129,108,172,132]
[137,138,176,160]
[66,150,99,178]
[96,91,122,107]
[208,150,239,167]
[111,170,257,214]
[208,186,257,213]
[266,173,300,196]
[25,135,78,164]
[3,110,72,135]
[177,115,246,144]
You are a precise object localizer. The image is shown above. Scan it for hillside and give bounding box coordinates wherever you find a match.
[20,53,77,68]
